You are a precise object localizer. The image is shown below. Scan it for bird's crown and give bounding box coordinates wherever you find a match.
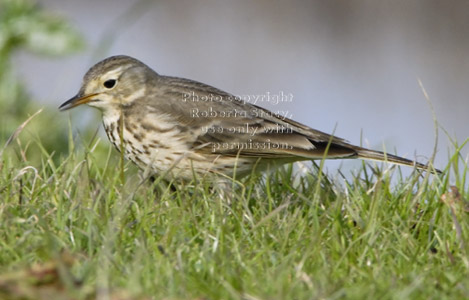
[59,55,157,112]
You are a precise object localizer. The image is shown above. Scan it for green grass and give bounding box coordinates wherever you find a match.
[0,118,468,300]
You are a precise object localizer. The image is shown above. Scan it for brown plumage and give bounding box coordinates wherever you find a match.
[59,55,440,180]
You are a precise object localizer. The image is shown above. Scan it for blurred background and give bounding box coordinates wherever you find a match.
[4,0,469,175]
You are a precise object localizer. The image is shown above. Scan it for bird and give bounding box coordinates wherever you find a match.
[59,55,440,180]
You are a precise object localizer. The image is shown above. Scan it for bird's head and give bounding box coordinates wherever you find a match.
[59,55,156,113]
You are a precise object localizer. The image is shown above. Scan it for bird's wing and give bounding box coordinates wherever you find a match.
[148,75,358,159]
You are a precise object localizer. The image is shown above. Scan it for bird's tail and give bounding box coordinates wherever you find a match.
[355,147,441,174]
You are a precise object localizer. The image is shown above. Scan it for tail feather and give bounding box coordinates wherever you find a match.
[354,147,441,174]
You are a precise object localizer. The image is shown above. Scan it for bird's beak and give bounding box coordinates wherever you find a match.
[59,93,98,111]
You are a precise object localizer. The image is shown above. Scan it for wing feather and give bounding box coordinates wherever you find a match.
[145,75,358,159]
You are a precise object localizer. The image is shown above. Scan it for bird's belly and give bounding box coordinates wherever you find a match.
[102,121,257,180]
[104,123,182,168]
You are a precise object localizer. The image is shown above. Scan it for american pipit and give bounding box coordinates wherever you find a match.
[59,55,440,180]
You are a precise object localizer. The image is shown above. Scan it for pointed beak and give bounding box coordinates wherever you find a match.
[59,93,99,111]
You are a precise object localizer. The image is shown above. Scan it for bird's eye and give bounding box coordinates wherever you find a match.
[103,79,116,89]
